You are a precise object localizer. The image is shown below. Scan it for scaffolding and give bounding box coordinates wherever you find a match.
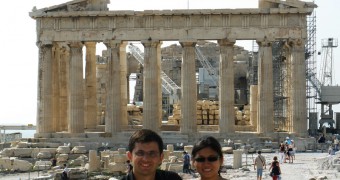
[306,9,318,117]
[272,41,287,130]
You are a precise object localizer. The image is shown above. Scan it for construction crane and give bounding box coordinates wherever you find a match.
[315,38,339,129]
[128,43,180,95]
[195,46,218,87]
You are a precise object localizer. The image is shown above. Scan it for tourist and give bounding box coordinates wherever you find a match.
[126,160,133,174]
[61,164,70,180]
[269,156,281,180]
[278,143,285,164]
[120,129,182,180]
[254,150,266,180]
[318,134,326,143]
[333,135,339,151]
[182,151,191,174]
[191,136,227,180]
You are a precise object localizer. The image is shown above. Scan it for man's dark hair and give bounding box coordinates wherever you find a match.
[128,129,164,154]
[258,150,262,154]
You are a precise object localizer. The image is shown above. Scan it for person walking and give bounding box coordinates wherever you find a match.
[269,156,281,180]
[278,143,285,164]
[254,150,266,180]
[182,151,191,174]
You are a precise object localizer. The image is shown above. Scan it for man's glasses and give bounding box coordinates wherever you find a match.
[134,150,160,158]
[194,156,219,163]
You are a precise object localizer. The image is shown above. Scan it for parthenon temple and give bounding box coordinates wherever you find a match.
[29,0,316,144]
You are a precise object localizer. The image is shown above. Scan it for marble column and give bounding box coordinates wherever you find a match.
[85,42,98,130]
[104,40,125,134]
[250,85,258,128]
[119,42,128,128]
[59,45,70,132]
[180,41,197,134]
[257,40,274,134]
[36,42,54,134]
[218,39,235,133]
[142,40,162,132]
[288,39,307,135]
[52,44,61,132]
[68,42,84,133]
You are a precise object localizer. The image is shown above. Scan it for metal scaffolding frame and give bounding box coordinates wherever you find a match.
[306,9,318,118]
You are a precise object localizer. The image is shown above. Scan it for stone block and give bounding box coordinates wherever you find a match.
[222,147,233,154]
[114,154,127,163]
[107,162,125,173]
[57,146,71,154]
[71,146,87,154]
[168,163,182,172]
[13,148,33,158]
[0,158,12,169]
[68,168,88,179]
[12,159,33,171]
[33,160,52,170]
[31,148,56,158]
[0,148,14,157]
[117,148,126,155]
[57,154,69,162]
[37,151,52,159]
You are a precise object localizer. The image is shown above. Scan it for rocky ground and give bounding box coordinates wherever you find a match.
[1,152,339,180]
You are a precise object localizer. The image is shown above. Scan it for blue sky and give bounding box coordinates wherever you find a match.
[0,0,338,125]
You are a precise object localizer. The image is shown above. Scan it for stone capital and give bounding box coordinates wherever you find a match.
[179,40,197,47]
[256,38,273,47]
[103,40,123,48]
[85,42,97,48]
[141,40,161,48]
[287,38,305,47]
[218,39,236,47]
[68,41,83,48]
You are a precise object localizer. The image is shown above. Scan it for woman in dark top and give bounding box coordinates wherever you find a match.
[269,156,281,180]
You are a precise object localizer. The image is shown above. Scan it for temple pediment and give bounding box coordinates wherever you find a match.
[30,0,109,17]
[262,0,317,8]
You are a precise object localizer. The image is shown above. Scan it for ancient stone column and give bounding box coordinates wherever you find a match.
[52,44,61,132]
[142,40,162,132]
[59,45,70,132]
[85,42,98,130]
[288,39,307,135]
[68,42,84,133]
[257,40,274,134]
[250,85,258,128]
[218,39,235,134]
[180,41,197,134]
[104,40,125,134]
[36,42,54,135]
[119,42,128,128]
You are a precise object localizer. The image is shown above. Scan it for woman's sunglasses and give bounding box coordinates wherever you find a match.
[194,156,219,163]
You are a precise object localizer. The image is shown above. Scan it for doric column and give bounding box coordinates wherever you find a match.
[180,40,197,134]
[257,39,274,134]
[52,44,61,132]
[68,42,84,133]
[218,39,235,133]
[85,42,98,130]
[104,40,126,134]
[142,40,162,132]
[59,44,70,132]
[288,39,307,135]
[250,85,258,128]
[36,42,54,134]
[120,42,129,128]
